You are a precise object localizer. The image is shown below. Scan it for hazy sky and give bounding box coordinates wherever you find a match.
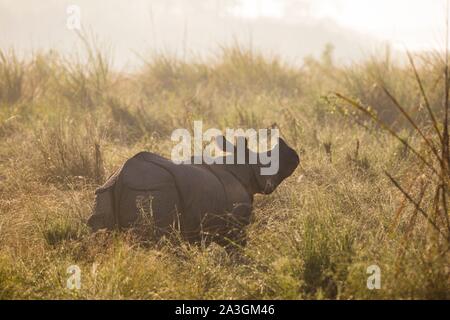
[0,0,448,68]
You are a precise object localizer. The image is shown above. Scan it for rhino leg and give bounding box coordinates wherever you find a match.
[118,184,181,240]
[199,203,252,247]
[151,186,182,238]
[224,203,252,247]
[231,203,252,247]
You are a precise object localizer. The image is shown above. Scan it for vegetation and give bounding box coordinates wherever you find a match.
[0,39,448,299]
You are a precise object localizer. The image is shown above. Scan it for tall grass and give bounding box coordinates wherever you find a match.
[0,41,448,299]
[34,118,105,185]
[333,52,450,250]
[0,50,24,105]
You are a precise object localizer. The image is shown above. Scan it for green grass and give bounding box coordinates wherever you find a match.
[0,43,448,299]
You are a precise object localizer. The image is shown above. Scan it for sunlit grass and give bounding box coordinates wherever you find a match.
[0,41,448,299]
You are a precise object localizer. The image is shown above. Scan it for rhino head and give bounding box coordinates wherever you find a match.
[215,135,300,196]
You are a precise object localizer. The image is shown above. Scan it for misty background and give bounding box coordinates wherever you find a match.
[0,0,448,69]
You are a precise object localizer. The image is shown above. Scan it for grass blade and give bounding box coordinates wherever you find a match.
[386,171,449,242]
[406,51,443,144]
[380,85,443,165]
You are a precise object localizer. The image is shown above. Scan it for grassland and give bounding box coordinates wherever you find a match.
[0,41,448,299]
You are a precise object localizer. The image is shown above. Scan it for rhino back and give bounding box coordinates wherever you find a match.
[136,152,231,230]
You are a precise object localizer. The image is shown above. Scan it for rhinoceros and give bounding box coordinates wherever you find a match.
[87,136,299,245]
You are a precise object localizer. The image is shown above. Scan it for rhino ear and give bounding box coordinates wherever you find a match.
[216,135,235,153]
